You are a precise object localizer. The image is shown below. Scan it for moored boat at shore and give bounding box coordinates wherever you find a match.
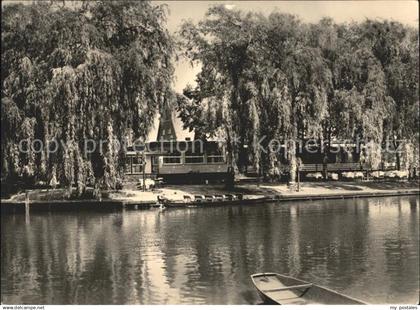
[160,194,272,208]
[251,273,366,305]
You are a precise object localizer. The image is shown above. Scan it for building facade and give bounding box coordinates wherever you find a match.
[125,109,229,183]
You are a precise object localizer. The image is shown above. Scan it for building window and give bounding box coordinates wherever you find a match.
[163,156,181,164]
[206,145,225,163]
[131,156,143,174]
[152,156,159,165]
[185,156,205,164]
[185,149,205,164]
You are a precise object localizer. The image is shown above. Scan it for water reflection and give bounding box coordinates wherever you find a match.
[1,196,418,304]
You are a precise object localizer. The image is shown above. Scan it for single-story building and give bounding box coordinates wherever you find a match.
[124,107,230,183]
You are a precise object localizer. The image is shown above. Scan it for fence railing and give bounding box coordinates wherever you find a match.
[207,155,225,163]
[299,163,396,172]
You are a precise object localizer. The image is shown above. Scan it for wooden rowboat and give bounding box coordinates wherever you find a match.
[251,273,366,305]
[162,195,271,208]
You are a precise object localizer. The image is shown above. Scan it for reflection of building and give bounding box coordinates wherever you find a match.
[125,108,229,183]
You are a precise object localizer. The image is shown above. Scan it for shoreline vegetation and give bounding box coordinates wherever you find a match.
[2,180,418,213]
[1,2,418,199]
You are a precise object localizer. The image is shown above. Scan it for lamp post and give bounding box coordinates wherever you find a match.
[135,141,146,192]
[137,151,146,192]
[142,151,146,192]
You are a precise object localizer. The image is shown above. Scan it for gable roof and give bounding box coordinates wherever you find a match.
[146,110,194,142]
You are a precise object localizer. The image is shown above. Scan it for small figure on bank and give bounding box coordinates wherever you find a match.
[323,154,329,181]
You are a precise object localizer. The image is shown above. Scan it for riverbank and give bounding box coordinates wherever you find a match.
[1,180,418,213]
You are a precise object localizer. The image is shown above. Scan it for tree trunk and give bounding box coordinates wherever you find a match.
[66,183,72,199]
[393,139,401,170]
[395,152,401,171]
[93,183,102,200]
[287,138,297,186]
[225,166,235,190]
[225,127,236,189]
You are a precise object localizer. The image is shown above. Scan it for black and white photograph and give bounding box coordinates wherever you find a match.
[1,0,419,308]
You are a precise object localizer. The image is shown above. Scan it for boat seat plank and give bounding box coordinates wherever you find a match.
[267,292,306,304]
[263,283,313,293]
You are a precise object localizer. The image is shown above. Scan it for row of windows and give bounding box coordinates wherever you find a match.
[162,155,225,165]
[163,156,181,164]
[125,154,226,174]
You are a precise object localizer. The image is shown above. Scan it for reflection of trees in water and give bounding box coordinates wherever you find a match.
[382,197,419,299]
[146,205,299,303]
[1,197,418,304]
[285,199,371,291]
[152,205,293,303]
[1,212,150,304]
[409,196,418,211]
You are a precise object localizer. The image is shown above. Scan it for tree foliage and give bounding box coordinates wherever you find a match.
[178,6,419,178]
[1,1,175,195]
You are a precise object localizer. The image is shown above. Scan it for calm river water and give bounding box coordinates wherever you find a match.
[1,196,419,304]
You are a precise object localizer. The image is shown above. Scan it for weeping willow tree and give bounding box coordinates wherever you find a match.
[178,7,333,180]
[178,5,418,182]
[179,7,288,174]
[360,20,419,170]
[331,47,394,169]
[252,15,332,181]
[1,1,175,196]
[178,6,257,173]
